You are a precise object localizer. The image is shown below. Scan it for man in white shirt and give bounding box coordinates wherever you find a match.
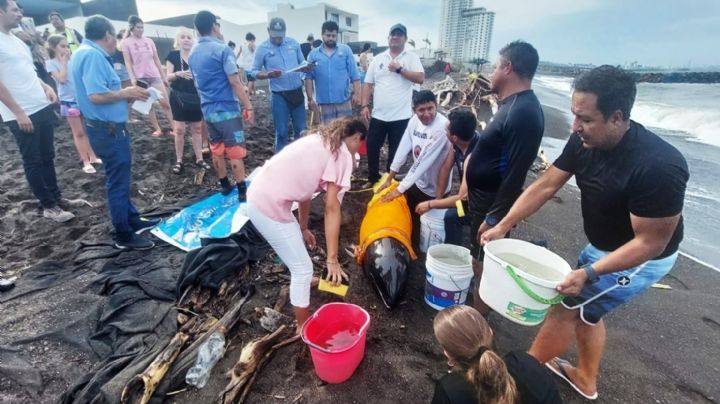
[0,0,75,222]
[378,90,451,246]
[360,23,424,187]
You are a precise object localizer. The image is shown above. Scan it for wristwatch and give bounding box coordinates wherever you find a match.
[582,263,600,284]
[395,66,403,74]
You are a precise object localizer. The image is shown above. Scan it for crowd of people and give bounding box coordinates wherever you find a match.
[0,1,690,402]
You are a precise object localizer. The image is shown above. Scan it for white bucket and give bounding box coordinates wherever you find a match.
[480,239,572,326]
[424,244,473,310]
[419,209,447,253]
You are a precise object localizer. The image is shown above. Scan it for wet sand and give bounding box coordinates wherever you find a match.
[0,93,717,404]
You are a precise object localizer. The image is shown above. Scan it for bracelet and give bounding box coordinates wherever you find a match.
[361,105,369,109]
[326,260,339,264]
[428,201,432,209]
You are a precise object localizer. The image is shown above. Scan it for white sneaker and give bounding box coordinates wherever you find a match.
[83,164,97,174]
[43,206,75,223]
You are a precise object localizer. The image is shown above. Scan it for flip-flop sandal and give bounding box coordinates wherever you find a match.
[545,357,598,400]
[151,130,163,137]
[172,162,183,174]
[195,160,212,170]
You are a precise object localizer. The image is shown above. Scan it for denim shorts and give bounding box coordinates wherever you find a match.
[60,101,82,117]
[562,244,678,325]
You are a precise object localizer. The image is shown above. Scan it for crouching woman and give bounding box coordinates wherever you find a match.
[433,305,562,404]
[247,117,366,330]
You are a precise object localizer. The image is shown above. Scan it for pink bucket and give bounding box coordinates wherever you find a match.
[301,303,371,383]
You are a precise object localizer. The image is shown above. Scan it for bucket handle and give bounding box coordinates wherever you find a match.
[505,265,564,305]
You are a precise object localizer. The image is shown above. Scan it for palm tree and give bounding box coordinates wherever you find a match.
[470,58,489,72]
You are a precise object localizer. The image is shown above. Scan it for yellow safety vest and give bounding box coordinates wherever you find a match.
[62,28,80,53]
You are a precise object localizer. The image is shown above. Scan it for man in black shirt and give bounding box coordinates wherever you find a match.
[300,33,313,59]
[482,66,689,400]
[464,41,545,258]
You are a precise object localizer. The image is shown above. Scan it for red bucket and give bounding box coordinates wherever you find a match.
[358,139,367,156]
[301,303,371,383]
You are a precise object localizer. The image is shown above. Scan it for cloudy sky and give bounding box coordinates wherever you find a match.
[137,0,720,68]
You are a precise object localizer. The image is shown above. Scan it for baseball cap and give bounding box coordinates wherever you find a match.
[194,10,220,33]
[389,23,407,36]
[268,17,286,37]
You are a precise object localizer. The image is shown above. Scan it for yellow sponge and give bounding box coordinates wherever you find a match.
[318,279,349,297]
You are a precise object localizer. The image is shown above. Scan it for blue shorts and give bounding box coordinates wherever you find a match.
[562,244,678,325]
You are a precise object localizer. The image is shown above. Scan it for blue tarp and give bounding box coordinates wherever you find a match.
[151,189,249,251]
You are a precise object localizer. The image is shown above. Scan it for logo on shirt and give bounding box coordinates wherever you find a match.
[413,130,427,139]
[617,276,631,287]
[379,63,384,70]
[414,145,422,158]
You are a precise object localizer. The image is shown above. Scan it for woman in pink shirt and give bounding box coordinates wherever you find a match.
[247,118,366,330]
[122,15,174,137]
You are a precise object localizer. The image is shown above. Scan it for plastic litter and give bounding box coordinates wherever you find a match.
[185,331,226,388]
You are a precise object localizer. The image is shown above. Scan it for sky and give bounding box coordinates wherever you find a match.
[136,0,720,68]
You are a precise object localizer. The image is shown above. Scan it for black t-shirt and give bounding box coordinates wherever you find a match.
[165,50,198,94]
[301,42,312,60]
[112,49,124,65]
[465,90,544,223]
[432,351,562,404]
[453,132,480,177]
[553,121,688,258]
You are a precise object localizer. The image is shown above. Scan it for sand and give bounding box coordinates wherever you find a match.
[1,84,718,404]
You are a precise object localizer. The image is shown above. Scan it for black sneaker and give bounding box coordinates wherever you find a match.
[219,177,233,195]
[131,217,162,234]
[115,234,155,250]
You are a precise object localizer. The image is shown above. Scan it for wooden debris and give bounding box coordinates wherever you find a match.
[218,325,300,404]
[273,286,290,312]
[120,332,189,404]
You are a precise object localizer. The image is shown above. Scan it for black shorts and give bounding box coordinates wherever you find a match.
[468,188,500,259]
[169,91,203,122]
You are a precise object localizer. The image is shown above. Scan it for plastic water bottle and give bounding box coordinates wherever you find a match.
[185,331,226,388]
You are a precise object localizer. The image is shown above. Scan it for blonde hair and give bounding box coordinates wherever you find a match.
[433,305,518,404]
[174,27,194,50]
[46,34,66,59]
[316,117,367,158]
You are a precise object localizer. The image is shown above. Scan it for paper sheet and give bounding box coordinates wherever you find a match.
[131,87,163,115]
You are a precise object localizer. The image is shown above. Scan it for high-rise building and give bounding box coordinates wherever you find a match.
[439,0,494,62]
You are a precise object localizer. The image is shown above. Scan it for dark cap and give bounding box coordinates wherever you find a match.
[389,23,407,36]
[268,17,286,37]
[194,10,220,34]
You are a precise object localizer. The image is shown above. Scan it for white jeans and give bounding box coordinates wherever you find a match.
[247,202,313,308]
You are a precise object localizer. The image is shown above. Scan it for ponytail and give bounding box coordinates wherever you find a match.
[465,348,518,404]
[433,305,519,404]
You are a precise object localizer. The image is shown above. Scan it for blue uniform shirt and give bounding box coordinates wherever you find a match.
[305,44,359,105]
[71,40,127,123]
[189,36,240,116]
[250,37,305,92]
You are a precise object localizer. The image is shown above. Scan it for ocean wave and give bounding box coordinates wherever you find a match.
[534,75,573,94]
[632,101,720,148]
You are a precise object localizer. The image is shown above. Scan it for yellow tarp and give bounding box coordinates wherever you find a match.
[356,180,417,264]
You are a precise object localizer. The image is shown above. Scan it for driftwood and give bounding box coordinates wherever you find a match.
[120,332,189,404]
[158,286,255,394]
[431,72,498,125]
[219,325,300,404]
[273,286,290,312]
